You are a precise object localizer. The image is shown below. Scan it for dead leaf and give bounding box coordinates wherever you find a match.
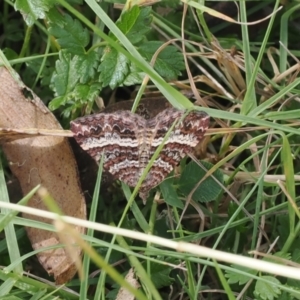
[0,67,86,284]
[116,268,140,300]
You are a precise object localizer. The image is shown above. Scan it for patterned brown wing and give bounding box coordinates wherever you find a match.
[139,108,210,200]
[70,111,146,187]
[71,108,209,202]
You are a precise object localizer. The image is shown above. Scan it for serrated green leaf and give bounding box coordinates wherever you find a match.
[49,14,89,55]
[73,82,102,103]
[14,0,54,26]
[50,81,101,114]
[277,291,293,300]
[149,261,174,289]
[51,50,80,95]
[286,279,300,298]
[48,96,65,111]
[178,161,223,203]
[115,6,152,45]
[286,286,300,300]
[123,63,145,86]
[139,41,184,80]
[72,84,90,100]
[99,47,130,89]
[159,177,183,208]
[87,82,102,100]
[74,51,99,83]
[47,6,67,26]
[254,276,281,300]
[50,50,83,109]
[225,264,257,285]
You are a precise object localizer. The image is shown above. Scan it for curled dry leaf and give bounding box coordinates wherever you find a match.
[0,67,86,284]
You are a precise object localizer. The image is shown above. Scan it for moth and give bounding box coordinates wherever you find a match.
[70,108,209,201]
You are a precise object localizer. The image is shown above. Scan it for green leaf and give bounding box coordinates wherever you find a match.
[287,287,300,300]
[73,82,102,103]
[2,48,19,60]
[123,63,145,86]
[47,6,67,26]
[286,250,300,290]
[48,95,65,111]
[276,291,292,300]
[254,276,281,300]
[72,84,91,100]
[139,41,184,80]
[99,47,130,89]
[25,58,53,87]
[159,177,183,209]
[49,82,101,112]
[50,50,88,109]
[178,161,223,203]
[65,82,102,117]
[49,49,99,111]
[225,265,257,285]
[115,6,152,45]
[51,50,80,96]
[49,14,90,55]
[74,51,99,83]
[149,261,174,289]
[14,0,55,26]
[292,248,300,263]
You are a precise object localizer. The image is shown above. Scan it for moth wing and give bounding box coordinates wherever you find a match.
[140,108,209,198]
[71,111,145,187]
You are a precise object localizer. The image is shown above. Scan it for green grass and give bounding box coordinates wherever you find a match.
[1,0,300,299]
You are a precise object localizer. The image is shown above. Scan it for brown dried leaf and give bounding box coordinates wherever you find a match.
[0,67,86,284]
[212,39,246,96]
[116,268,140,300]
